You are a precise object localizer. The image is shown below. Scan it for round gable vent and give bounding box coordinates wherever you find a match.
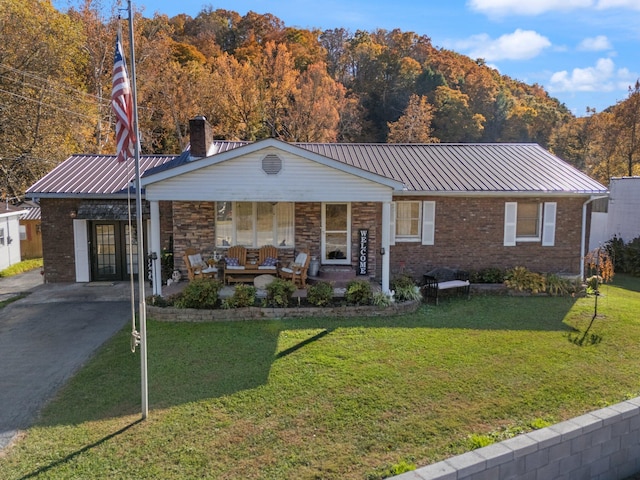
[262,154,282,175]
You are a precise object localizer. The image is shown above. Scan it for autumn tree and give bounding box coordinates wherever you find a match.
[614,80,640,176]
[0,0,91,199]
[432,86,484,142]
[387,94,439,143]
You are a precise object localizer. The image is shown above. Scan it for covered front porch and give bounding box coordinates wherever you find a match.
[141,138,404,297]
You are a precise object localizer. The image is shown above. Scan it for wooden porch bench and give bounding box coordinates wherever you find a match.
[422,268,470,305]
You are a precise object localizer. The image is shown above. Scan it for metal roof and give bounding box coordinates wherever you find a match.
[27,143,607,197]
[20,206,41,221]
[27,154,176,197]
[294,143,607,194]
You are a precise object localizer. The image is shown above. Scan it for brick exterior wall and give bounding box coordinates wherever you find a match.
[41,196,590,284]
[170,201,381,279]
[389,196,588,280]
[40,198,81,283]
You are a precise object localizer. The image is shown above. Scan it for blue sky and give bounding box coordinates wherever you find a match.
[59,0,640,116]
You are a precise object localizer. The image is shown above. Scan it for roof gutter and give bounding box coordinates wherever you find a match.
[580,194,610,280]
[392,190,607,198]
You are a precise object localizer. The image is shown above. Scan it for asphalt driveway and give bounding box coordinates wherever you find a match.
[0,271,133,449]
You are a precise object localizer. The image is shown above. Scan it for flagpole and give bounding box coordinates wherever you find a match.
[127,0,148,420]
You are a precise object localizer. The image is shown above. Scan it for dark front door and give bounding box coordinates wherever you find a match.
[91,222,139,281]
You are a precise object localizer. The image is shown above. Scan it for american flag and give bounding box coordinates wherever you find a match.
[111,31,135,162]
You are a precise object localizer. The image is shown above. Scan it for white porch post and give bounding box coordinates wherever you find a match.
[381,201,391,294]
[150,200,162,296]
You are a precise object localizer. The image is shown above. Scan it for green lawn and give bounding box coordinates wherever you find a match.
[2,276,640,479]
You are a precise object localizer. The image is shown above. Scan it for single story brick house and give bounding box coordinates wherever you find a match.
[27,117,607,295]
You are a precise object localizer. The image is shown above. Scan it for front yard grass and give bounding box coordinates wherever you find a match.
[2,276,640,479]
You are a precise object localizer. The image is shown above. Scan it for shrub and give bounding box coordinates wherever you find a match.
[470,267,505,284]
[265,278,296,308]
[545,273,571,296]
[345,280,373,305]
[391,275,421,302]
[372,291,392,307]
[174,279,222,309]
[223,284,256,308]
[306,281,334,307]
[504,266,546,294]
[606,235,640,276]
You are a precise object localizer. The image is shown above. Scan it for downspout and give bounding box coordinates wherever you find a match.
[581,195,609,279]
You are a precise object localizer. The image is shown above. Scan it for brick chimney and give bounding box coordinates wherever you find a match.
[189,115,213,158]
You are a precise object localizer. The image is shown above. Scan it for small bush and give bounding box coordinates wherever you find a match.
[467,434,494,449]
[174,279,222,309]
[223,284,256,308]
[504,266,546,294]
[528,418,553,430]
[470,267,505,284]
[372,291,392,307]
[345,279,373,305]
[390,274,415,291]
[545,273,571,296]
[265,278,296,308]
[391,275,421,302]
[306,281,334,307]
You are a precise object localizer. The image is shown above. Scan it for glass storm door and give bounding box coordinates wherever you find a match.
[321,203,351,264]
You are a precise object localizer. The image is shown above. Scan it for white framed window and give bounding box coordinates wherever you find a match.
[504,202,556,246]
[0,227,4,246]
[215,201,294,248]
[391,200,435,245]
[20,225,27,241]
[321,202,351,264]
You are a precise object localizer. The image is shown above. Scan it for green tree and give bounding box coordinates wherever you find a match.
[432,86,484,142]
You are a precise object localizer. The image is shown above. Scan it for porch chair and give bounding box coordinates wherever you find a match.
[257,245,279,272]
[278,250,310,288]
[223,245,247,283]
[183,248,217,281]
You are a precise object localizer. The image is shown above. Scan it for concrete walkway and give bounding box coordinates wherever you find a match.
[0,270,135,450]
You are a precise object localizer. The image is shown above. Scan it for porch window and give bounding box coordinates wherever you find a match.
[215,201,294,248]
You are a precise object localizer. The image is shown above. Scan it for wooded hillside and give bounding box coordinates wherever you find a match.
[1,0,638,199]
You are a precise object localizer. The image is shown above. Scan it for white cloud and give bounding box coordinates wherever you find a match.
[454,29,551,61]
[467,0,594,16]
[467,0,640,15]
[578,35,612,51]
[548,58,618,92]
[596,0,640,10]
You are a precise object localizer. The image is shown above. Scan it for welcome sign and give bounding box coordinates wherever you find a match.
[357,229,368,275]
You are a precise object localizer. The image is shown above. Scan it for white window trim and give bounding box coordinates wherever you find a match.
[321,202,352,265]
[504,201,557,247]
[216,201,295,249]
[394,200,422,242]
[391,200,436,245]
[517,203,542,242]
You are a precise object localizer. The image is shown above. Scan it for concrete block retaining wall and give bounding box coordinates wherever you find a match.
[390,397,640,480]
